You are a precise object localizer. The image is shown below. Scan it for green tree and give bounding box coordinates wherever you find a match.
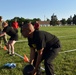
[32,18,41,25]
[67,16,73,25]
[73,14,76,25]
[60,18,66,25]
[50,13,58,26]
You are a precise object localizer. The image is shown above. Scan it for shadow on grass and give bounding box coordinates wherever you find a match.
[0,66,12,70]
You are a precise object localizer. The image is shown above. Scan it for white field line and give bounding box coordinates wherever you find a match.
[14,52,24,59]
[4,39,76,72]
[16,35,76,43]
[58,35,76,38]
[16,40,76,54]
[16,40,27,42]
[5,41,76,72]
[59,49,76,53]
[39,49,76,71]
[15,52,45,71]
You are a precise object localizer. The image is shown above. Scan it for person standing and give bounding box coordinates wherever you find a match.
[34,21,40,30]
[12,19,19,33]
[20,22,24,33]
[0,21,18,55]
[20,22,24,38]
[0,16,7,48]
[22,23,61,75]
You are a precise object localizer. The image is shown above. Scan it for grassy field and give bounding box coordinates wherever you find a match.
[0,25,76,75]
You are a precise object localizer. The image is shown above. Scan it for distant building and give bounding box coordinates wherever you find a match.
[38,21,50,26]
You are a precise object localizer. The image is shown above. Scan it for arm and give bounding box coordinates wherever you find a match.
[29,47,35,65]
[30,48,44,75]
[34,48,44,71]
[0,32,6,37]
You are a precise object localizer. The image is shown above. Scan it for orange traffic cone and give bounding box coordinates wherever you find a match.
[4,46,7,50]
[24,55,29,62]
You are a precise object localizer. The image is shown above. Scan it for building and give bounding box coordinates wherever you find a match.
[38,21,50,26]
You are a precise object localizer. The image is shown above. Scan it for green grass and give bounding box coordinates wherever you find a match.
[0,26,76,75]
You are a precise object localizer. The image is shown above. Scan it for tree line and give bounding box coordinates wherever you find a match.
[6,14,76,26]
[50,14,76,26]
[6,17,41,27]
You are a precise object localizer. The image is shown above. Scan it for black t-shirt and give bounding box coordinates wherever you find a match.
[3,26,18,40]
[28,30,60,51]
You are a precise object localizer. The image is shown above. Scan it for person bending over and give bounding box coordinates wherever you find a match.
[22,23,61,75]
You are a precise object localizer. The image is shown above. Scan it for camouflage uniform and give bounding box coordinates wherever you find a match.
[0,17,7,48]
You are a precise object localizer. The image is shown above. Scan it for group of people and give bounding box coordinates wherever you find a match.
[0,16,19,56]
[0,16,40,56]
[0,16,61,75]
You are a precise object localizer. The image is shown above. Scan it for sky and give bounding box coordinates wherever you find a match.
[0,0,76,21]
